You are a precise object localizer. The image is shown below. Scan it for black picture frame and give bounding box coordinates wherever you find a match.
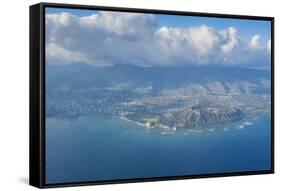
[30,2,275,188]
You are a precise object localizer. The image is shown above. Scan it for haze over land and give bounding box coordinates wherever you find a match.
[45,9,271,130]
[46,63,271,129]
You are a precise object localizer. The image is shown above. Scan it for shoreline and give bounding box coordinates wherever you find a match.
[120,116,148,128]
[119,115,260,133]
[47,113,269,133]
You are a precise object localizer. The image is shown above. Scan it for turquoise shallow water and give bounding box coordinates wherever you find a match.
[46,114,271,184]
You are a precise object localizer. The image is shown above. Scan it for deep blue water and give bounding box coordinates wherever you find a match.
[46,114,271,184]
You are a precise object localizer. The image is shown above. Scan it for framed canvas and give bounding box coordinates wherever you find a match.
[30,2,274,188]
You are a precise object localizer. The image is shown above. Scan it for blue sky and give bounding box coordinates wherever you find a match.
[156,15,271,41]
[46,7,271,42]
[45,7,271,67]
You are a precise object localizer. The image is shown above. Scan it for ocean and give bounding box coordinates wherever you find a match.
[46,114,271,184]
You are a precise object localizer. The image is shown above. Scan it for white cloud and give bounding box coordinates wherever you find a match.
[220,27,239,53]
[46,11,270,67]
[179,25,219,56]
[154,25,220,64]
[250,35,261,48]
[46,43,89,64]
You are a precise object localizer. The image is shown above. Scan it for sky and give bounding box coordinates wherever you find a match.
[45,7,271,68]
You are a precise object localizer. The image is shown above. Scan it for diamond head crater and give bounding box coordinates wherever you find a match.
[46,63,271,130]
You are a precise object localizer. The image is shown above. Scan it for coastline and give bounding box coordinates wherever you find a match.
[120,116,148,128]
[119,114,260,133]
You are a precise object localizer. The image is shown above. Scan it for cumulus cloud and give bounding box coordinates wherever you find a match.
[156,25,219,56]
[46,43,90,64]
[46,11,270,67]
[250,35,261,48]
[220,27,239,53]
[153,25,221,65]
